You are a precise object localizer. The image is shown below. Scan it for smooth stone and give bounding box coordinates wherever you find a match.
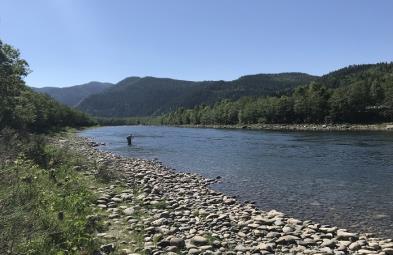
[357,249,378,254]
[321,239,336,248]
[234,244,248,251]
[170,237,185,248]
[336,230,358,241]
[348,241,362,251]
[123,207,135,215]
[166,246,179,252]
[255,243,273,252]
[384,248,393,255]
[320,226,338,233]
[319,247,333,254]
[191,236,209,246]
[266,232,280,238]
[199,245,213,251]
[276,235,300,245]
[151,218,167,226]
[238,231,247,237]
[111,197,123,203]
[188,248,200,254]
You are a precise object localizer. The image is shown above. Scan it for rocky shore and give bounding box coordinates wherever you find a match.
[178,123,393,132]
[62,135,393,255]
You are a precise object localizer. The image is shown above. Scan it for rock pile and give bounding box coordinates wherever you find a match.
[62,136,393,255]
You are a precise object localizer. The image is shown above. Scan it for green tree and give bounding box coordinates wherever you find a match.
[0,40,31,129]
[370,81,384,105]
[0,39,95,132]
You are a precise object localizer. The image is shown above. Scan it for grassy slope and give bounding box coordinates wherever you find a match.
[0,130,104,255]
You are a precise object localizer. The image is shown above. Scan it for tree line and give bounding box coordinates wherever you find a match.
[0,39,96,132]
[161,63,393,125]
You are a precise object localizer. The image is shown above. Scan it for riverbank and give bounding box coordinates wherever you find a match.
[177,123,393,132]
[65,132,393,255]
[0,130,103,255]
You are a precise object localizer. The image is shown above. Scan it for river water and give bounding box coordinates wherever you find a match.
[80,125,393,237]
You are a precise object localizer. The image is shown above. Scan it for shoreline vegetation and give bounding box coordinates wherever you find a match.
[95,116,393,132]
[0,39,102,254]
[0,130,103,254]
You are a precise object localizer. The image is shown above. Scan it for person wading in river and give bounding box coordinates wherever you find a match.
[127,134,133,145]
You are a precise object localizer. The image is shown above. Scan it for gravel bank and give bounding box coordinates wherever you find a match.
[179,123,393,132]
[62,135,393,255]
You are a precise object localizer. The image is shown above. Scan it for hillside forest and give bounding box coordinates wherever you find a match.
[161,64,393,125]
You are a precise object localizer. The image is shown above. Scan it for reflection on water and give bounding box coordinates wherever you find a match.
[80,125,393,237]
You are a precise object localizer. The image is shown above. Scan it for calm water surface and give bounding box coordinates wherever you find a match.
[80,126,393,237]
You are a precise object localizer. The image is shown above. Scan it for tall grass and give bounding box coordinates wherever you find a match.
[0,130,103,255]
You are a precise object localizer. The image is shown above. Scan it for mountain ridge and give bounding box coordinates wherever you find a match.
[36,63,392,118]
[33,81,113,107]
[76,72,317,117]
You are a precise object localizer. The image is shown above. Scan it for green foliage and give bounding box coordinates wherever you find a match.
[77,73,316,117]
[0,40,30,129]
[161,63,393,125]
[0,39,96,132]
[96,116,161,126]
[0,132,103,255]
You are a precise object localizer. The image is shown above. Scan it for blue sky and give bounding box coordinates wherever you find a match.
[1,0,392,87]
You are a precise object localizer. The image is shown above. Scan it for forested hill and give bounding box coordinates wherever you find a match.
[0,40,95,132]
[161,63,393,125]
[33,81,113,107]
[77,73,317,117]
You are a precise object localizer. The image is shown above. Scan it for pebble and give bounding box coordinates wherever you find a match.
[63,136,393,255]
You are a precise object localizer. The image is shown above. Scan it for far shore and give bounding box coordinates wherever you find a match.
[172,123,393,132]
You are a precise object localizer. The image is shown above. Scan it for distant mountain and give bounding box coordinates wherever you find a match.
[77,73,317,117]
[33,81,113,107]
[77,76,198,117]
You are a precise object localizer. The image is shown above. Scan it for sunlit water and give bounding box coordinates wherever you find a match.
[80,126,393,237]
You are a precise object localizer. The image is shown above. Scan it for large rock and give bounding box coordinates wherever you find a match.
[348,241,362,251]
[252,215,275,225]
[336,230,358,241]
[191,236,209,246]
[384,248,393,255]
[321,239,337,248]
[188,248,200,254]
[255,243,274,252]
[276,235,300,245]
[169,237,185,248]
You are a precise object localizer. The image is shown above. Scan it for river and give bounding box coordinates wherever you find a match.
[80,125,393,238]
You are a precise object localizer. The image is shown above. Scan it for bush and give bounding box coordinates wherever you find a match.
[0,132,103,255]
